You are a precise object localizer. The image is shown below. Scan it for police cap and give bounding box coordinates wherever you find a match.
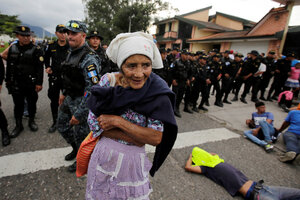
[286,52,296,57]
[212,53,221,58]
[56,24,67,33]
[65,20,87,33]
[181,49,189,55]
[250,50,259,56]
[167,48,171,53]
[87,30,104,40]
[211,49,219,53]
[195,51,203,56]
[224,50,231,54]
[235,53,244,58]
[159,48,166,54]
[268,50,275,55]
[13,25,31,36]
[199,55,207,60]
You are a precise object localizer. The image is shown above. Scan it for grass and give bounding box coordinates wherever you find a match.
[0,43,9,53]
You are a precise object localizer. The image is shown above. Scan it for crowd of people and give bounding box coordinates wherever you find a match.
[153,47,299,118]
[0,20,299,199]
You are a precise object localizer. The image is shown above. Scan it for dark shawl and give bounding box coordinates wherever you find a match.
[86,72,178,176]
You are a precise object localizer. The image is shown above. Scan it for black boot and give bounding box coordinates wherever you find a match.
[10,118,24,138]
[174,107,181,118]
[48,114,57,133]
[192,106,199,113]
[2,128,10,146]
[65,142,78,161]
[231,95,238,101]
[240,97,248,104]
[183,105,193,114]
[68,161,77,173]
[48,122,56,133]
[223,98,232,104]
[29,118,38,132]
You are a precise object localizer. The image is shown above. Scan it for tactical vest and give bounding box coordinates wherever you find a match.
[61,45,92,98]
[9,44,37,85]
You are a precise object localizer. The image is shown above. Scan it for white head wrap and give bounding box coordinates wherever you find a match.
[106,32,163,69]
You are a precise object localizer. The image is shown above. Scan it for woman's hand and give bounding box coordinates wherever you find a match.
[97,114,120,131]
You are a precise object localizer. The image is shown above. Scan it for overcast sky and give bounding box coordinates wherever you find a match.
[1,0,300,34]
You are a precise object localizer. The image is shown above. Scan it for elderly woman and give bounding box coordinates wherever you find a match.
[85,32,178,199]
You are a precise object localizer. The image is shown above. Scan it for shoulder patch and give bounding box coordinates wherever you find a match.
[39,56,44,62]
[48,41,54,44]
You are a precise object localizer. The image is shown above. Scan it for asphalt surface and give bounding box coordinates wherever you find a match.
[0,73,299,200]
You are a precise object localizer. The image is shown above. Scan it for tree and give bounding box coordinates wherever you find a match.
[83,0,171,44]
[0,13,21,37]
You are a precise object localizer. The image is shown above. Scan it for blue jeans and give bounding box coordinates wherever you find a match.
[257,185,300,200]
[283,131,300,154]
[259,121,275,143]
[244,121,275,147]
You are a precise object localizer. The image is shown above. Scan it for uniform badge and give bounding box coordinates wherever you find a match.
[39,56,44,62]
[92,76,99,84]
[21,26,25,31]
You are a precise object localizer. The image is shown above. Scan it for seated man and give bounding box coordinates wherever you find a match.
[185,147,300,199]
[244,101,277,152]
[277,107,300,164]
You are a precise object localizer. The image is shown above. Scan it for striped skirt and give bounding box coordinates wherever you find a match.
[86,137,152,200]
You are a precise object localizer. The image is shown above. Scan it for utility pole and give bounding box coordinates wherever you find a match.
[279,1,294,55]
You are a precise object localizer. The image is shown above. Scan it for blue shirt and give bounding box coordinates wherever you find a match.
[285,110,300,135]
[252,112,274,128]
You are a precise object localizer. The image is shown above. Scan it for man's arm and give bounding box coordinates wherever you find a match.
[185,154,202,174]
[73,54,101,123]
[278,121,290,132]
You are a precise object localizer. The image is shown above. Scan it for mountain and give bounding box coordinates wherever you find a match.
[23,23,55,38]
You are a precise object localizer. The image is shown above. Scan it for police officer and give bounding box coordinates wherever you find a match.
[259,51,276,100]
[44,24,69,133]
[153,48,172,86]
[230,53,244,98]
[0,55,10,146]
[87,30,110,75]
[267,53,292,101]
[167,48,179,65]
[57,20,101,172]
[171,49,191,117]
[191,55,209,112]
[207,53,223,107]
[6,26,44,138]
[221,50,234,104]
[232,50,260,104]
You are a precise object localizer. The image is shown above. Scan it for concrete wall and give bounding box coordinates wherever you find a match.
[193,27,213,38]
[172,21,179,32]
[190,43,213,53]
[220,42,231,52]
[215,15,243,30]
[183,9,209,22]
[268,40,281,57]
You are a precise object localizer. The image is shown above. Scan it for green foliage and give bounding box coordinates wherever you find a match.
[83,0,170,44]
[0,13,21,37]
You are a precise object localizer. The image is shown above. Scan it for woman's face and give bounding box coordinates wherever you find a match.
[121,54,152,89]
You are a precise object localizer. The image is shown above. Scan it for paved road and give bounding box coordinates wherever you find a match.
[0,75,299,200]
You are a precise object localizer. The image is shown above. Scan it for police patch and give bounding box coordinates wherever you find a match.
[88,70,97,78]
[39,56,44,62]
[92,76,99,84]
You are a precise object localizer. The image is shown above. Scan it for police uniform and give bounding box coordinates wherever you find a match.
[57,20,101,172]
[6,26,44,138]
[171,50,191,117]
[87,30,110,75]
[230,53,244,99]
[234,50,260,104]
[44,24,69,132]
[207,54,223,107]
[267,56,291,100]
[0,55,10,146]
[221,50,234,103]
[190,55,209,111]
[259,52,276,100]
